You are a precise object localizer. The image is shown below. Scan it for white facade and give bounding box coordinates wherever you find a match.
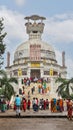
[6,15,67,95]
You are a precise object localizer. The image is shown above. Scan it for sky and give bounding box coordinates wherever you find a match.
[0,0,73,78]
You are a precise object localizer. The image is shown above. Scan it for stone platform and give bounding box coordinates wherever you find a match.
[0,109,68,118]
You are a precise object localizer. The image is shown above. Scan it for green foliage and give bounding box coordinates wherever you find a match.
[70,94,73,100]
[0,18,7,68]
[0,70,18,100]
[55,77,67,84]
[0,88,4,95]
[55,77,73,99]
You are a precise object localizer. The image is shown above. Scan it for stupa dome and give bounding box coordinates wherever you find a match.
[14,39,56,62]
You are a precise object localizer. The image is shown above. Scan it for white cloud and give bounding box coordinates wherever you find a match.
[0,6,27,50]
[44,14,73,43]
[0,6,27,65]
[15,0,26,6]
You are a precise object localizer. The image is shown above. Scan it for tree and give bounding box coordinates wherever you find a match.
[0,18,7,68]
[55,77,73,99]
[0,70,18,100]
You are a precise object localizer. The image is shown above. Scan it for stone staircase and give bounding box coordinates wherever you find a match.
[22,82,57,101]
[10,82,58,107]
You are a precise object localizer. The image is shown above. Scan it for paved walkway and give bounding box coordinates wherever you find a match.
[0,109,68,118]
[0,118,73,130]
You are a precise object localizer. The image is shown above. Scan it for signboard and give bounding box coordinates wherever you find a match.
[31,63,40,67]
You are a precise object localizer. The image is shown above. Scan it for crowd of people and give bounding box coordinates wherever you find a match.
[14,95,50,116]
[21,81,50,98]
[0,94,73,120]
[22,77,49,86]
[13,95,73,120]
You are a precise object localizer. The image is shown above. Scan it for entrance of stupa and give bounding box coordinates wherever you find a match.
[30,69,40,78]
